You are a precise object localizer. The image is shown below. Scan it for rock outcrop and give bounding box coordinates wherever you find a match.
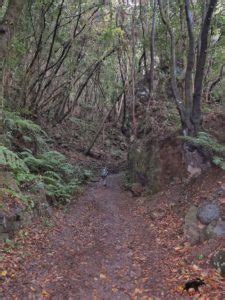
[127,134,185,193]
[184,188,225,245]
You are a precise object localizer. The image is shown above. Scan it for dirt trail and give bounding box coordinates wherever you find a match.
[3,175,182,299]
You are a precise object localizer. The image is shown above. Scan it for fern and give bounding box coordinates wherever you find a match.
[213,156,225,170]
[23,155,43,172]
[43,171,61,181]
[4,112,44,134]
[4,112,48,153]
[0,112,92,204]
[19,150,90,202]
[0,146,29,173]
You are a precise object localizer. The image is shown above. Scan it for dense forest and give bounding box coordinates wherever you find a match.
[0,0,225,298]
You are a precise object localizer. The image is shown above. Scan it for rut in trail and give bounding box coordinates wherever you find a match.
[4,174,176,299]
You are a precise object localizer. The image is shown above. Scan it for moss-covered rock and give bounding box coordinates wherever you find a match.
[127,134,185,193]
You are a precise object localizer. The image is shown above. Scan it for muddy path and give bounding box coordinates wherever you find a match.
[2,175,183,299]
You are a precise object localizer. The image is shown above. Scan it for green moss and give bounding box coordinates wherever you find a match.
[181,132,225,154]
[181,132,225,170]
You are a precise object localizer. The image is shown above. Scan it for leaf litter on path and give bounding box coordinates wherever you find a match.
[0,173,224,298]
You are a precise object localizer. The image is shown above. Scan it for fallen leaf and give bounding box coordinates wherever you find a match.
[192,264,201,271]
[0,271,7,277]
[134,288,142,295]
[174,246,183,251]
[41,290,49,297]
[176,285,184,293]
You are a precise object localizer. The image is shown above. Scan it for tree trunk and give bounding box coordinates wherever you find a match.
[0,0,25,59]
[149,0,156,96]
[184,0,195,133]
[191,0,218,135]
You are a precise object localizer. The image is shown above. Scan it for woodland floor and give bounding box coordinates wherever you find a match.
[0,173,225,299]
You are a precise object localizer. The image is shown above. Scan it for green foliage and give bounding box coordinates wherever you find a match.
[182,132,225,154]
[100,25,124,45]
[4,112,41,133]
[0,112,92,204]
[0,0,9,22]
[21,150,92,203]
[0,145,29,174]
[0,146,37,207]
[212,156,225,170]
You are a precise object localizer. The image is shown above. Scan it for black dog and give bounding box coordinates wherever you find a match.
[184,278,205,293]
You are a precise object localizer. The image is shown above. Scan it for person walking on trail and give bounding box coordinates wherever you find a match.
[101,166,109,187]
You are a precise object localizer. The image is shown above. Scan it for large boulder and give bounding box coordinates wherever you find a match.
[197,202,220,225]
